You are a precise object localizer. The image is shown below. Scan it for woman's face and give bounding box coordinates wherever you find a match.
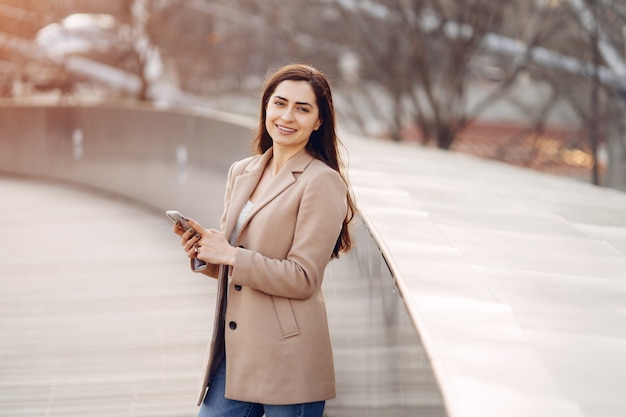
[265,80,322,154]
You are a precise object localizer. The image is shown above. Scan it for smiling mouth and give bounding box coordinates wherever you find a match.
[276,124,296,133]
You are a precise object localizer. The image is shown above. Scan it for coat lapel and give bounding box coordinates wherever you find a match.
[229,148,315,243]
[223,150,271,241]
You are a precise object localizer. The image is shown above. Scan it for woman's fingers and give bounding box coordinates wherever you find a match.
[171,217,208,259]
[183,229,200,248]
[192,229,236,266]
[172,218,211,260]
[185,218,205,232]
[172,221,186,236]
[175,227,197,257]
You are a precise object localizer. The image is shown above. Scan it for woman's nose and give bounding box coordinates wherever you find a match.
[281,107,295,122]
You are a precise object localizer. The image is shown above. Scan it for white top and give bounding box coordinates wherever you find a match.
[230,200,253,246]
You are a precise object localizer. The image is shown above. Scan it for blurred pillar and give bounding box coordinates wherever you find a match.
[606,99,626,191]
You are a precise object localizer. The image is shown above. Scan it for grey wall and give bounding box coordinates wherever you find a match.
[0,103,253,224]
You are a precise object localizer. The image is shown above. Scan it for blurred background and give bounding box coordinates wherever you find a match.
[3,3,626,416]
[1,0,625,189]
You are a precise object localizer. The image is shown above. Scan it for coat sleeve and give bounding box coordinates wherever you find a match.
[230,168,347,299]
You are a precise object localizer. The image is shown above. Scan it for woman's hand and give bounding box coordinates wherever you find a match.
[175,218,237,267]
[173,219,203,260]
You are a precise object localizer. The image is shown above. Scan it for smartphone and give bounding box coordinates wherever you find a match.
[166,210,207,271]
[166,210,193,232]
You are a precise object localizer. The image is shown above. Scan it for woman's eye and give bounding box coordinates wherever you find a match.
[298,107,310,113]
[274,101,285,107]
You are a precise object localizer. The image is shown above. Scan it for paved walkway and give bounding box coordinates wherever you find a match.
[0,175,445,417]
[0,175,214,416]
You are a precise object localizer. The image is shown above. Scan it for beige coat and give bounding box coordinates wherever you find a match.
[196,148,347,405]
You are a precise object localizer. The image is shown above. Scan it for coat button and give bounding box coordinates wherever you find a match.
[229,321,237,330]
[234,285,242,291]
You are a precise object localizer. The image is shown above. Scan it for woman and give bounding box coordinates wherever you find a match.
[173,64,356,417]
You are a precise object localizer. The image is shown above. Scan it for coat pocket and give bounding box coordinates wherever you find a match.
[271,296,300,338]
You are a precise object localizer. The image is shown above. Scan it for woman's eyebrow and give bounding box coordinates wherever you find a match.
[274,95,313,107]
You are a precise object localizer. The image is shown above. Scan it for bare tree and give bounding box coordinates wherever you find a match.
[117,0,156,100]
[5,0,626,190]
[573,0,626,189]
[331,0,555,149]
[531,0,626,187]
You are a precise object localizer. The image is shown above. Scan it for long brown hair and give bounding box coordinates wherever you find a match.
[252,64,356,258]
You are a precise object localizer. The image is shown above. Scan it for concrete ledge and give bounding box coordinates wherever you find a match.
[0,101,254,223]
[346,136,626,417]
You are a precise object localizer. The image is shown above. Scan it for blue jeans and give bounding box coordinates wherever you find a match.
[198,356,326,417]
